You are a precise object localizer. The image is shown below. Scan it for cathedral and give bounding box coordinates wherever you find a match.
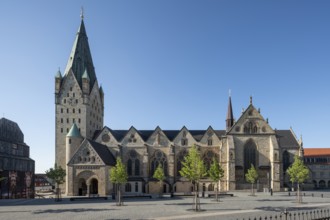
[55,16,302,196]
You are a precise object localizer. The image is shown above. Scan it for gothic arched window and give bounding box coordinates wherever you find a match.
[125,183,131,192]
[127,159,132,176]
[203,150,217,171]
[176,149,188,176]
[135,159,140,176]
[150,150,168,176]
[127,150,140,176]
[283,151,290,174]
[244,139,257,174]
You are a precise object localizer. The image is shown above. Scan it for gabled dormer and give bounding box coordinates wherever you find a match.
[146,126,171,147]
[94,126,119,147]
[58,68,83,105]
[173,126,197,147]
[120,126,145,146]
[199,126,221,146]
[228,97,275,135]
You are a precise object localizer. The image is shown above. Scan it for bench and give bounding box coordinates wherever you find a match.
[35,194,46,199]
[123,195,152,199]
[70,196,108,201]
[207,192,234,197]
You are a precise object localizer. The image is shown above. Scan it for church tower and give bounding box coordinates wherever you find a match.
[55,14,104,180]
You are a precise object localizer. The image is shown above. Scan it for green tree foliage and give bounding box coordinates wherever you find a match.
[245,164,258,196]
[286,155,309,203]
[179,145,207,211]
[110,158,128,206]
[45,164,66,201]
[153,164,166,196]
[208,157,224,202]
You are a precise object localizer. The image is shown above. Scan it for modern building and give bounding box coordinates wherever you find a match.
[304,148,330,189]
[55,15,302,196]
[35,174,53,192]
[0,118,35,199]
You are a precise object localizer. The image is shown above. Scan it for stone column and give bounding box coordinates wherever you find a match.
[87,183,90,197]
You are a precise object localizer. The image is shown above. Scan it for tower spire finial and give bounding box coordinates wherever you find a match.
[250,95,253,104]
[80,7,84,20]
[229,89,231,97]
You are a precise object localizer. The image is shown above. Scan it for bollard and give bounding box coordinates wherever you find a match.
[288,192,290,196]
[321,194,323,198]
[312,193,314,197]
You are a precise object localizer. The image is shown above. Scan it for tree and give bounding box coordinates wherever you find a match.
[208,157,224,202]
[286,155,309,203]
[179,145,207,211]
[245,164,258,196]
[45,164,66,201]
[110,158,128,206]
[153,164,166,197]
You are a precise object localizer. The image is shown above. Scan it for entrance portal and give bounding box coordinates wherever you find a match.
[90,178,98,194]
[78,178,87,196]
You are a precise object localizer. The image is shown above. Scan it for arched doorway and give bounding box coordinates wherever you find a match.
[78,178,87,196]
[90,178,98,194]
[319,180,326,188]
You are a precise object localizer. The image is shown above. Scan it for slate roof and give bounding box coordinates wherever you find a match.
[304,148,330,157]
[88,139,116,166]
[106,129,227,142]
[275,130,299,149]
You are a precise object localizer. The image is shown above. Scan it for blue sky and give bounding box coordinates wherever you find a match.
[1,0,330,173]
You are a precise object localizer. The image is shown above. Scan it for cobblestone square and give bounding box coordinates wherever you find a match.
[1,191,330,220]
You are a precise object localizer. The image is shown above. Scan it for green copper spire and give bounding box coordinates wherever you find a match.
[64,14,97,89]
[67,123,81,137]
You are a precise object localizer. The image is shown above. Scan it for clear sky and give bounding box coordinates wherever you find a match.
[1,0,330,173]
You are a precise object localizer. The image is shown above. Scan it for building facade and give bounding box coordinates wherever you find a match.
[0,118,35,199]
[55,17,302,196]
[304,148,330,189]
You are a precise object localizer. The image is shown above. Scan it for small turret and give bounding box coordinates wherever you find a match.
[99,85,104,106]
[55,69,62,104]
[82,69,90,94]
[66,123,83,196]
[82,69,90,104]
[298,135,304,158]
[66,123,83,165]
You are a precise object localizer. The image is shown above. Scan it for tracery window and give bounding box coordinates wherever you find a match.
[127,150,140,176]
[125,183,131,192]
[203,150,217,171]
[244,139,257,174]
[127,159,132,176]
[150,150,168,176]
[283,151,290,174]
[176,149,188,176]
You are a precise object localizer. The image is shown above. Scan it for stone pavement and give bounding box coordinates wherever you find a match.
[0,191,330,220]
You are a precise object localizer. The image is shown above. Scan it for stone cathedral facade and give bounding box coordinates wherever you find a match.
[55,17,302,196]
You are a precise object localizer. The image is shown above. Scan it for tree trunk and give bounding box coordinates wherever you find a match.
[216,182,219,202]
[297,183,301,203]
[194,183,198,211]
[251,183,254,196]
[159,181,163,197]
